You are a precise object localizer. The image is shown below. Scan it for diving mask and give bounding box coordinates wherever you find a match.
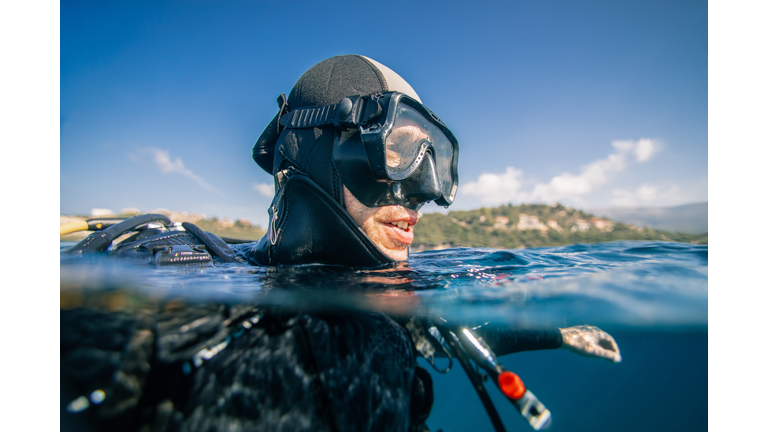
[279,92,459,210]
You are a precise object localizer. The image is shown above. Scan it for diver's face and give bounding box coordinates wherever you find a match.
[343,185,419,261]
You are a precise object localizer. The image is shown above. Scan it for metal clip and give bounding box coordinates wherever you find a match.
[455,326,552,431]
[269,200,281,246]
[406,319,453,373]
[512,390,551,430]
[268,168,296,246]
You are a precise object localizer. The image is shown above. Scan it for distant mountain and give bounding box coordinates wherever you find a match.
[587,203,707,234]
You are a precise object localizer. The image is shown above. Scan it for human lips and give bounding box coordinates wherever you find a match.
[379,213,418,245]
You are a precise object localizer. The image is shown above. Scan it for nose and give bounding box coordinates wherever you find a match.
[400,153,442,207]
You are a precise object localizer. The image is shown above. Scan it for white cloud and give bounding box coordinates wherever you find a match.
[634,138,657,162]
[611,183,685,207]
[460,167,524,202]
[462,139,659,205]
[138,148,218,193]
[253,182,274,198]
[526,149,629,202]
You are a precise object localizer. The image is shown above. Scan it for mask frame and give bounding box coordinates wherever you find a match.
[277,91,459,209]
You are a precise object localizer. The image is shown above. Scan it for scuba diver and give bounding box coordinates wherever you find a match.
[61,55,620,432]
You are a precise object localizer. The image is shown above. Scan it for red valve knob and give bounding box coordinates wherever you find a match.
[498,371,526,400]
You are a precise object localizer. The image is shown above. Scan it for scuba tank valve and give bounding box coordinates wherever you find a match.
[457,326,552,430]
[431,321,552,431]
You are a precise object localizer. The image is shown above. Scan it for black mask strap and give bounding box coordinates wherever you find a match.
[279,95,382,130]
[280,103,338,129]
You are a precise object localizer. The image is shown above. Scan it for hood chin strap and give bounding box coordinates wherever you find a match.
[252,94,290,174]
[247,171,395,268]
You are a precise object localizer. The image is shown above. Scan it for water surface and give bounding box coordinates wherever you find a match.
[61,240,707,431]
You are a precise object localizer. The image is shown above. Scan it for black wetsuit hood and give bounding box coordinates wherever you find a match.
[248,55,423,267]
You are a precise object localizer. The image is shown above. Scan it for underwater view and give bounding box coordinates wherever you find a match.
[61,240,707,432]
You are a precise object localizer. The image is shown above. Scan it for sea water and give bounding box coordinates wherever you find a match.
[60,240,707,431]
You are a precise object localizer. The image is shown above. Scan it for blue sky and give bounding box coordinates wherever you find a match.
[60,0,708,227]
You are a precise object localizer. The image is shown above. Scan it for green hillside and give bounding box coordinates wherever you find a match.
[413,203,707,250]
[62,203,707,250]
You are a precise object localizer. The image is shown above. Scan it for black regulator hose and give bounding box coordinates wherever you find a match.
[65,214,172,255]
[181,222,240,264]
[436,325,507,432]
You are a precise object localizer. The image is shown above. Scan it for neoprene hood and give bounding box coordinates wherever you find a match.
[248,55,442,267]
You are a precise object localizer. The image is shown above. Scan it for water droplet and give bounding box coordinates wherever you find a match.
[200,348,213,360]
[67,396,90,413]
[90,390,105,404]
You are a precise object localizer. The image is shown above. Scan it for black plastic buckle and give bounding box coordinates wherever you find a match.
[276,94,289,133]
[153,244,212,266]
[333,95,382,129]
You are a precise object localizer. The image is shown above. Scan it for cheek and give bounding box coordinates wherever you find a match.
[343,187,374,227]
[361,217,385,243]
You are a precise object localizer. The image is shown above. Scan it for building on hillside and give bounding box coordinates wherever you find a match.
[546,219,563,233]
[571,219,592,232]
[517,214,549,232]
[494,216,510,229]
[589,217,615,232]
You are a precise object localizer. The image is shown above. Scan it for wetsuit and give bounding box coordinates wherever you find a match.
[61,55,565,431]
[62,230,563,432]
[61,305,421,432]
[61,300,563,432]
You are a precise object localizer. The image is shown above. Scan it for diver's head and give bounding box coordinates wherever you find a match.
[252,55,459,265]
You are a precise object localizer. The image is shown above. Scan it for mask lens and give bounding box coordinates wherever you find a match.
[385,105,456,202]
[336,94,458,209]
[385,105,430,174]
